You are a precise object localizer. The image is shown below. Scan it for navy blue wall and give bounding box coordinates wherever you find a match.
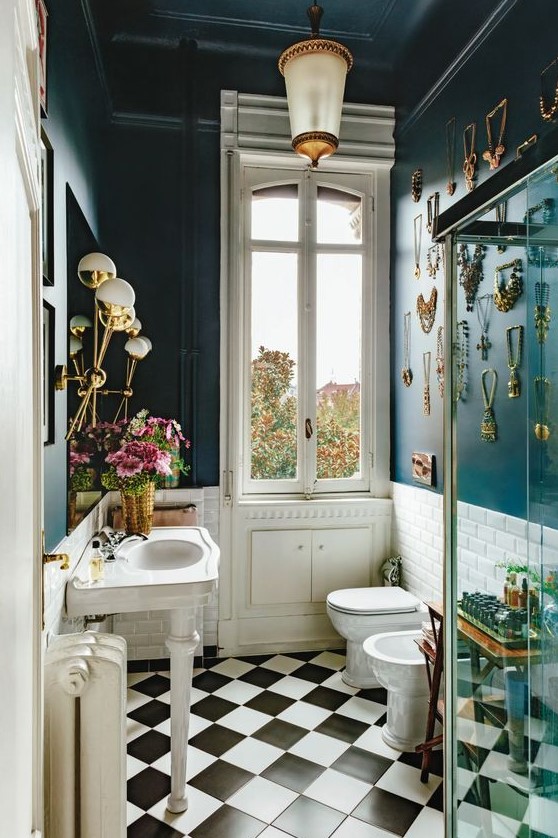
[391,0,558,518]
[43,0,109,550]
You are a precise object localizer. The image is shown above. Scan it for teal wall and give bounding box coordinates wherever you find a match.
[390,0,558,518]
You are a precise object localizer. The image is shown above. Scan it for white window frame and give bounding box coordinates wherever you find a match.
[220,91,395,504]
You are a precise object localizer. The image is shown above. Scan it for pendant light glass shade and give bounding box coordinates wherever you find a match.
[77,252,117,289]
[279,4,352,168]
[95,277,135,318]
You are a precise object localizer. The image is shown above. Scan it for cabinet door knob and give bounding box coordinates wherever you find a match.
[298,545,304,550]
[318,544,324,550]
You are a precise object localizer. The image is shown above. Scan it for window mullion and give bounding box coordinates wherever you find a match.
[302,171,317,495]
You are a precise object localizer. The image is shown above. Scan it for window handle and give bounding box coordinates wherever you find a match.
[305,418,313,439]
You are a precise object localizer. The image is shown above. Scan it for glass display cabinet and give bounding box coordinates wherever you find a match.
[440,153,558,836]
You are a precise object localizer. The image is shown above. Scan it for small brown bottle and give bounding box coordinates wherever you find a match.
[518,576,528,609]
[503,573,511,605]
[508,572,519,608]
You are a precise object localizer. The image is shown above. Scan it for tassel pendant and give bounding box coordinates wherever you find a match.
[481,407,497,442]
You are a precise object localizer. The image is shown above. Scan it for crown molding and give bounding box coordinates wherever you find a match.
[80,0,113,120]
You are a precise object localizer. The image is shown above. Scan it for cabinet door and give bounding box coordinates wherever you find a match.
[311,528,372,602]
[251,530,312,605]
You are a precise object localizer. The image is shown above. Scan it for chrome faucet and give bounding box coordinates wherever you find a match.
[98,529,148,561]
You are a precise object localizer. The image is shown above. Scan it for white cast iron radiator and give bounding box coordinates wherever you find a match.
[44,632,127,838]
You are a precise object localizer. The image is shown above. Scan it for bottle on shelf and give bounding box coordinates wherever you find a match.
[89,538,104,583]
[503,573,511,605]
[508,572,519,608]
[518,576,528,609]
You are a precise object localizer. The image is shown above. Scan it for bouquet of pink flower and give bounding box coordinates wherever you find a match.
[101,410,191,495]
[69,449,94,491]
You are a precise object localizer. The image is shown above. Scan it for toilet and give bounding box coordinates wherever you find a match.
[326,586,426,688]
[363,629,430,751]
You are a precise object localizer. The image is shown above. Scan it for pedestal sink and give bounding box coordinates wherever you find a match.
[65,526,219,814]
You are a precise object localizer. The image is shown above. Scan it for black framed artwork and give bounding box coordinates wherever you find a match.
[43,300,55,445]
[36,0,48,117]
[41,127,54,286]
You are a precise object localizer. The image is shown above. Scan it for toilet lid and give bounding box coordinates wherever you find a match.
[326,586,420,615]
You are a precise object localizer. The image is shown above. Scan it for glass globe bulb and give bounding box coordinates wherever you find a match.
[95,277,135,318]
[77,252,117,289]
[125,337,149,360]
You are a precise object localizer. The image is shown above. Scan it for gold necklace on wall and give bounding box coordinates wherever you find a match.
[426,244,441,278]
[455,320,468,402]
[458,243,485,311]
[506,325,523,398]
[482,98,507,169]
[436,325,444,398]
[426,192,439,235]
[411,169,423,202]
[540,57,558,121]
[480,368,498,443]
[423,351,431,416]
[445,117,456,196]
[494,258,523,312]
[463,122,477,192]
[475,293,493,361]
[495,201,507,253]
[416,286,438,334]
[535,279,551,344]
[534,376,551,440]
[401,311,413,386]
[413,214,422,279]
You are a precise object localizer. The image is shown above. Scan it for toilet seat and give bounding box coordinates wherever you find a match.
[326,586,420,616]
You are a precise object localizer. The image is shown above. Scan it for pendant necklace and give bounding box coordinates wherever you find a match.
[534,376,551,440]
[436,325,444,398]
[416,286,437,334]
[401,311,413,386]
[482,98,507,169]
[494,258,523,312]
[411,169,422,202]
[506,325,523,398]
[458,243,485,311]
[495,201,507,253]
[480,369,498,443]
[426,244,441,278]
[535,278,551,344]
[463,122,477,192]
[445,117,456,196]
[475,293,493,360]
[455,319,468,402]
[423,351,431,416]
[540,57,558,121]
[413,214,422,279]
[524,198,558,267]
[426,192,439,235]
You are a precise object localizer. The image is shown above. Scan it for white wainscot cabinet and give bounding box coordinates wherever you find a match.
[251,527,373,606]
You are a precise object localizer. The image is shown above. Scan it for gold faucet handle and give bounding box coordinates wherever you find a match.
[43,552,70,571]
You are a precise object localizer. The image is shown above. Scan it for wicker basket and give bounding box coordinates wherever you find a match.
[120,482,155,535]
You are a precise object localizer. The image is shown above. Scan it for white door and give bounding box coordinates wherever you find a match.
[0,1,44,835]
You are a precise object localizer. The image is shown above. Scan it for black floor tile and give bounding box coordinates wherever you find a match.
[189,724,246,757]
[237,654,275,665]
[201,657,227,669]
[261,752,325,793]
[131,674,171,699]
[314,713,368,744]
[245,691,295,717]
[284,651,321,662]
[190,804,266,838]
[128,660,150,673]
[192,670,233,693]
[127,730,171,764]
[351,787,423,835]
[302,686,350,712]
[191,694,238,722]
[127,813,185,837]
[239,667,285,689]
[272,795,345,838]
[127,767,171,811]
[399,748,444,777]
[331,746,392,784]
[357,687,388,705]
[189,759,254,801]
[291,663,336,684]
[128,700,171,729]
[374,712,387,728]
[427,782,444,812]
[150,658,170,672]
[253,718,308,750]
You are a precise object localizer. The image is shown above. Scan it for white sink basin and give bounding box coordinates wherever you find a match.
[65,526,219,616]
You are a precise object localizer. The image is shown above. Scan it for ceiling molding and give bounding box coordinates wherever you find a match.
[397,0,519,137]
[111,111,182,130]
[80,0,113,120]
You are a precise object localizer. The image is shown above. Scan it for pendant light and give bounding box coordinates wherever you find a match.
[279,3,353,168]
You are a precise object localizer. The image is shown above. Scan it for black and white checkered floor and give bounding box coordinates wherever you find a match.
[126,650,444,837]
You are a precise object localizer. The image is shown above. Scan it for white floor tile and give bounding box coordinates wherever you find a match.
[126,688,151,712]
[457,765,477,800]
[525,794,558,835]
[155,712,210,739]
[404,806,445,837]
[156,690,171,705]
[126,718,151,743]
[151,745,216,780]
[126,802,145,826]
[288,731,350,767]
[127,672,153,687]
[190,686,210,705]
[222,737,284,773]
[304,767,370,813]
[154,717,171,736]
[457,800,523,837]
[228,775,298,822]
[331,817,397,838]
[533,742,558,772]
[479,749,538,794]
[261,655,305,675]
[375,760,442,806]
[352,725,401,760]
[320,671,360,695]
[277,700,332,730]
[126,755,148,780]
[269,675,315,700]
[213,679,263,705]
[148,785,222,834]
[259,827,296,837]
[335,696,386,724]
[456,717,503,749]
[218,705,272,735]
[208,658,256,678]
[310,651,346,671]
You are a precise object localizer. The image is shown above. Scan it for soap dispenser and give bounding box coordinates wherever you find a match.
[89,538,105,583]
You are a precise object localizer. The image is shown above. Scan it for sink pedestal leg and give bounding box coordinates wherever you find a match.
[165,607,199,813]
